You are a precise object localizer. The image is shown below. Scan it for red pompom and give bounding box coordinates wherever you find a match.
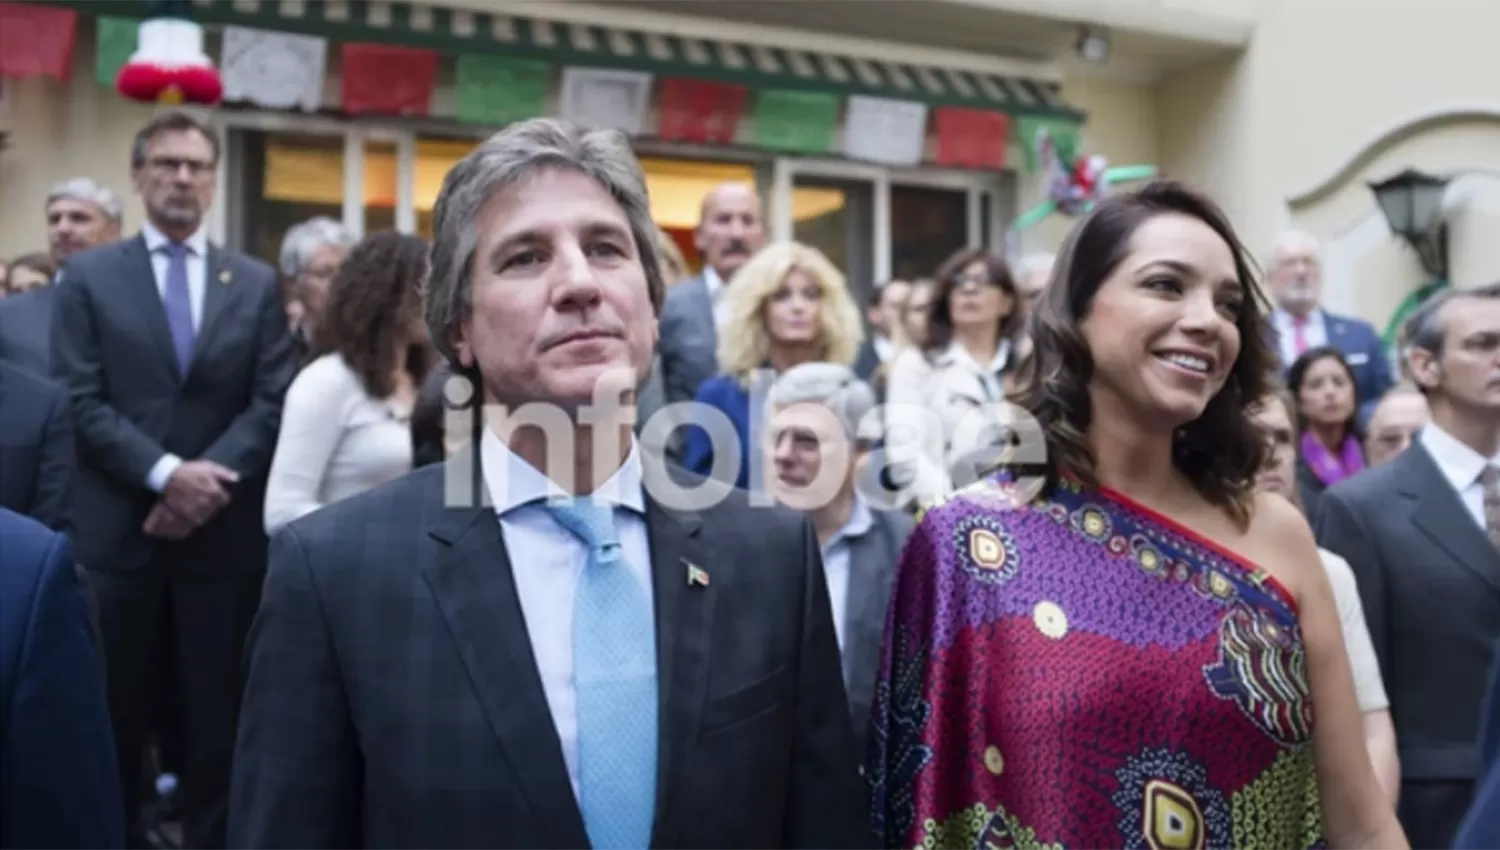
[116,61,222,105]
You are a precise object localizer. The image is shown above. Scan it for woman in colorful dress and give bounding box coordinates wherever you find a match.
[867,181,1406,849]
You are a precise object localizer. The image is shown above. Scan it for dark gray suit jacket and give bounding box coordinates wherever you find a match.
[228,457,867,849]
[840,507,912,754]
[657,274,717,406]
[1315,442,1500,850]
[0,284,57,377]
[0,360,73,533]
[51,235,295,572]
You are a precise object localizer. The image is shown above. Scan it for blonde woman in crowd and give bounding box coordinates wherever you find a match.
[680,241,862,488]
[1251,387,1401,803]
[263,231,434,533]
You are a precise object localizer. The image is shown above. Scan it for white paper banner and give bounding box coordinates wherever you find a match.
[558,67,653,135]
[843,95,928,166]
[221,25,327,112]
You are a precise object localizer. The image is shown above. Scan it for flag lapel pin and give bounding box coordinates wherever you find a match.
[685,560,710,588]
[218,269,232,285]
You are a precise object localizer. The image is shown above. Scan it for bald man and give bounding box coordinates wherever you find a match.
[657,183,766,409]
[1363,386,1430,467]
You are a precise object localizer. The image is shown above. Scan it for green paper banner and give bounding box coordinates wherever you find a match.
[453,54,550,126]
[753,89,839,154]
[1016,115,1082,173]
[95,16,138,89]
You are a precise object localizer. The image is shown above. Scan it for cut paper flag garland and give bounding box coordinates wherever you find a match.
[221,26,326,112]
[843,95,927,166]
[0,1,78,82]
[753,89,839,154]
[933,107,1010,171]
[453,54,549,126]
[340,43,437,116]
[116,0,221,105]
[658,78,747,145]
[559,67,653,135]
[95,16,139,90]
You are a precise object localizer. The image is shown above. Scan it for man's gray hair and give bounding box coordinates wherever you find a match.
[278,216,355,278]
[769,362,877,440]
[45,178,123,222]
[1405,280,1500,356]
[425,118,665,367]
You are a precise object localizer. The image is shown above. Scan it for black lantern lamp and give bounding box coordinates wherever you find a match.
[1368,168,1451,281]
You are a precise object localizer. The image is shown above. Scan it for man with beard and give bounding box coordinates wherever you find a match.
[0,178,122,375]
[1267,230,1391,420]
[51,110,295,849]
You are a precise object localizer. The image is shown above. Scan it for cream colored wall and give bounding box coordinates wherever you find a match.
[0,17,154,261]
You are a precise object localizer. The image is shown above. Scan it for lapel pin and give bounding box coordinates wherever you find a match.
[685,561,710,588]
[219,269,232,285]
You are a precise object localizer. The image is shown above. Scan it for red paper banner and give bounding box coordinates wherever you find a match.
[0,2,78,82]
[658,78,748,144]
[934,108,1011,171]
[340,43,437,117]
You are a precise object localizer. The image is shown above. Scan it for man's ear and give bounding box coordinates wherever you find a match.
[1407,347,1442,392]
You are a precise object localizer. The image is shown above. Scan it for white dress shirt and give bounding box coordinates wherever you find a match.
[1270,307,1328,367]
[263,354,414,534]
[143,221,210,493]
[704,265,730,331]
[818,496,874,653]
[1420,423,1500,530]
[480,427,654,800]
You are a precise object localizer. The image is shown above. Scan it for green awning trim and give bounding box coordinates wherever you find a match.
[46,0,1083,121]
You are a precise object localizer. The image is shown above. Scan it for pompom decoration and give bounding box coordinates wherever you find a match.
[115,14,222,105]
[1009,129,1158,235]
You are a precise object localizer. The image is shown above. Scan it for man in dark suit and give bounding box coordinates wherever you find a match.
[852,280,911,384]
[658,182,765,406]
[0,359,73,531]
[0,178,123,376]
[0,507,123,848]
[229,118,864,849]
[1266,230,1393,420]
[1315,281,1500,849]
[52,111,295,849]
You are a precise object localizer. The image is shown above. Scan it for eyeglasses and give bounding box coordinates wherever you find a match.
[951,272,992,289]
[147,157,215,178]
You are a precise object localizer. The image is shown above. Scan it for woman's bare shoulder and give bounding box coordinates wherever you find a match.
[1245,491,1325,595]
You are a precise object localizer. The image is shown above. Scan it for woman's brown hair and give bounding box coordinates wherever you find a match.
[311,230,433,399]
[923,247,1023,358]
[1008,179,1276,528]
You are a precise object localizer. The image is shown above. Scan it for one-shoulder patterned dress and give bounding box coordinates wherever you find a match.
[867,475,1323,849]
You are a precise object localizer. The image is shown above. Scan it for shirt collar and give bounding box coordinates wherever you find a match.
[1272,306,1323,330]
[142,220,209,256]
[824,495,875,551]
[1420,422,1499,490]
[702,265,726,301]
[480,426,646,517]
[941,338,1011,374]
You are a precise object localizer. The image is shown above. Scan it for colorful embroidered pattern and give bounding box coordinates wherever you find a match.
[867,474,1324,849]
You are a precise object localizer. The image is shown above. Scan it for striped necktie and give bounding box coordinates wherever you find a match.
[1480,465,1500,551]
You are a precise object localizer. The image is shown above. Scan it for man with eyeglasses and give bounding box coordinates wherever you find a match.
[50,109,296,849]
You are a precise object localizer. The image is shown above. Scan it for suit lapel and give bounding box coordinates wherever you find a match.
[643,492,715,844]
[1403,447,1500,594]
[841,528,892,695]
[124,235,181,375]
[192,245,235,365]
[419,467,589,850]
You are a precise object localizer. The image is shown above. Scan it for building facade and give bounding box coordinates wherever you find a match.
[2,0,1499,334]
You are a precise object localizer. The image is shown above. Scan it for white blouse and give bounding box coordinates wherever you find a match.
[264,353,414,534]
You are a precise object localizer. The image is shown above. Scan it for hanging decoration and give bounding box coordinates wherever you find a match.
[0,2,79,82]
[559,67,653,135]
[95,16,139,90]
[933,107,1010,171]
[340,43,437,116]
[115,0,222,105]
[221,26,326,112]
[752,89,839,154]
[1010,127,1158,234]
[658,78,747,144]
[453,54,549,126]
[843,95,927,166]
[1383,277,1449,351]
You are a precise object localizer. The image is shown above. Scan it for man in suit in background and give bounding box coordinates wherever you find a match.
[0,178,123,376]
[1267,230,1393,420]
[766,363,911,752]
[1315,281,1500,849]
[0,507,123,849]
[852,280,911,383]
[229,118,864,848]
[658,182,765,406]
[52,110,295,849]
[0,359,73,532]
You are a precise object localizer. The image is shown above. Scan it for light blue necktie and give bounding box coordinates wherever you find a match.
[541,496,658,850]
[161,241,195,376]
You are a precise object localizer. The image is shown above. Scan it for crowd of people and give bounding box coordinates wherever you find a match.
[0,107,1497,850]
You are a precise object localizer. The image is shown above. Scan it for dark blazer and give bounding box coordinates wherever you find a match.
[1457,648,1500,848]
[50,235,295,571]
[1314,442,1500,849]
[657,274,717,405]
[1272,310,1393,422]
[0,284,56,377]
[852,338,882,383]
[681,374,753,489]
[0,509,123,848]
[0,360,73,532]
[841,507,912,753]
[228,456,867,848]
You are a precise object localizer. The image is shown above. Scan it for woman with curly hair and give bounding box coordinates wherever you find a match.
[264,231,433,533]
[867,181,1406,849]
[679,241,862,488]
